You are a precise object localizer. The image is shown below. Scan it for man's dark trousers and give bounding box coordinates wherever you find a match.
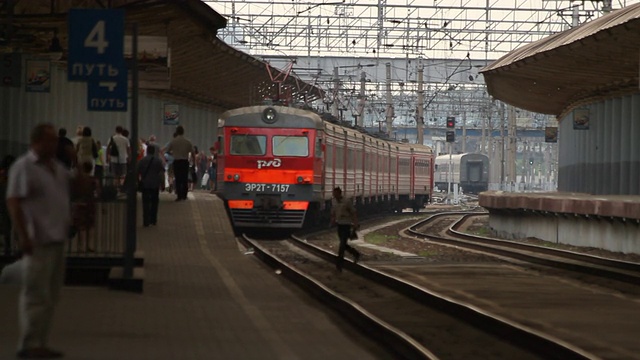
[173,159,189,200]
[336,224,359,270]
[142,188,159,225]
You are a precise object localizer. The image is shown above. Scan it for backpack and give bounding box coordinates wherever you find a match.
[109,137,119,157]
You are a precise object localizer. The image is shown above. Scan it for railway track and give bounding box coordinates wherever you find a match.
[406,212,640,290]
[239,233,595,360]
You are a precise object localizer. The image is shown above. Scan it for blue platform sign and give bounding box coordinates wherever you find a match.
[68,9,127,111]
[87,73,128,111]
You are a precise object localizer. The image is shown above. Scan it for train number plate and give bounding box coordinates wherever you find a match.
[244,183,290,192]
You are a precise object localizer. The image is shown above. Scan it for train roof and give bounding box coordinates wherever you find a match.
[219,105,324,130]
[324,122,433,154]
[435,153,488,162]
[220,105,433,154]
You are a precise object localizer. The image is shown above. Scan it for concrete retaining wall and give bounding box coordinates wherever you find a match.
[489,212,640,254]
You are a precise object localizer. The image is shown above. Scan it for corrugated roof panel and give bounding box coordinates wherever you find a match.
[483,3,640,72]
[481,3,640,116]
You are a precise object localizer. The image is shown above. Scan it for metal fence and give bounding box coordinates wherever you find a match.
[66,200,127,256]
[1,198,127,258]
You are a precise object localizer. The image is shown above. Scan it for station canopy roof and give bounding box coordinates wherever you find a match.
[481,3,640,117]
[0,0,324,110]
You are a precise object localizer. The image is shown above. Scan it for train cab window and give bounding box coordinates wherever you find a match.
[230,135,267,155]
[273,136,309,157]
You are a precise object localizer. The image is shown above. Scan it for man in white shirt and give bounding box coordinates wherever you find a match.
[71,125,83,146]
[106,126,130,186]
[166,126,193,201]
[6,123,90,359]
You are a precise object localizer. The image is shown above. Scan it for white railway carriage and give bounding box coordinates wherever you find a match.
[434,153,490,194]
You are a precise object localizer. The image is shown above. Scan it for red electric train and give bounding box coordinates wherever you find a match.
[215,105,434,229]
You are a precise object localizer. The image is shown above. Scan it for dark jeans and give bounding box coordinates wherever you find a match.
[142,188,159,225]
[337,224,359,269]
[94,165,104,180]
[173,159,189,200]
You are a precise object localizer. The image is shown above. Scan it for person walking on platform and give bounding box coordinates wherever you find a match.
[55,128,75,170]
[330,187,360,272]
[196,146,207,189]
[166,125,193,201]
[94,140,105,181]
[207,146,217,192]
[138,145,165,227]
[75,126,97,176]
[72,125,83,147]
[162,133,177,193]
[6,123,91,359]
[107,126,130,188]
[146,135,161,159]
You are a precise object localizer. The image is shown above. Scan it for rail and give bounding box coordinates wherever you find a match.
[407,212,640,286]
[239,234,438,360]
[247,233,596,359]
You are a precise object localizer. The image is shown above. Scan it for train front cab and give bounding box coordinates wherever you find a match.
[460,153,490,194]
[217,106,324,229]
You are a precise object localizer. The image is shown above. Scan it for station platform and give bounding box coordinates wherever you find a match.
[479,191,640,220]
[0,192,387,360]
[479,191,640,254]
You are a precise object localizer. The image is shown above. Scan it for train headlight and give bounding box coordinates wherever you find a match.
[233,174,241,181]
[262,107,278,124]
[296,175,312,184]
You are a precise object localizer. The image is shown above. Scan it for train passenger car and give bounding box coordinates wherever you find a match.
[434,153,489,194]
[320,123,433,214]
[217,105,434,229]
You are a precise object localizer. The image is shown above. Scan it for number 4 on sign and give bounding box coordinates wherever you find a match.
[84,20,109,54]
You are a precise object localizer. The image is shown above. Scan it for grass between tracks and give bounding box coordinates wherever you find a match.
[364,233,393,245]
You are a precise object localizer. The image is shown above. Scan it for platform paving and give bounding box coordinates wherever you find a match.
[0,191,389,360]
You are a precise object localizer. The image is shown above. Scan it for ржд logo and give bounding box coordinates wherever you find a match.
[257,158,282,169]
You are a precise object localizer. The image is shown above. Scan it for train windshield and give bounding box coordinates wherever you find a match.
[230,135,267,155]
[272,136,308,157]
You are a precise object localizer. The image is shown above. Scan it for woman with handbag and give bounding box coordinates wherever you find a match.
[73,162,97,252]
[75,126,98,175]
